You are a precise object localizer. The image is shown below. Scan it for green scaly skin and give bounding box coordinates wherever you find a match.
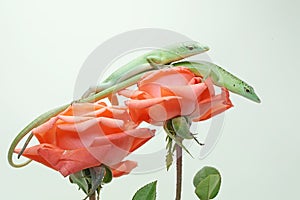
[82,41,209,97]
[173,61,261,103]
[8,42,210,168]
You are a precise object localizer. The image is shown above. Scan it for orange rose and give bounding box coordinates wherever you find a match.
[15,101,155,177]
[119,67,233,125]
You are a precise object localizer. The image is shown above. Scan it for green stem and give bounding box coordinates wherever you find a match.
[175,139,183,200]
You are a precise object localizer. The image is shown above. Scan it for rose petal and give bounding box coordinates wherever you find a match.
[125,96,181,123]
[111,160,137,177]
[193,88,233,121]
[15,144,104,177]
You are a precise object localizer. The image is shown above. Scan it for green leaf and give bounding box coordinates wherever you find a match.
[171,116,193,140]
[166,151,173,171]
[163,121,193,157]
[132,181,157,200]
[103,165,113,184]
[193,166,220,187]
[195,175,221,200]
[69,171,89,194]
[165,136,174,170]
[193,166,221,200]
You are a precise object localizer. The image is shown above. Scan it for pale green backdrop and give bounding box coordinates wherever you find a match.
[0,0,299,199]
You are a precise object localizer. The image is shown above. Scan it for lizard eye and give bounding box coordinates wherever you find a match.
[244,87,251,93]
[186,45,194,50]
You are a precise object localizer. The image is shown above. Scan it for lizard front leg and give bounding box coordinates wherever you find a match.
[81,82,113,99]
[146,56,174,69]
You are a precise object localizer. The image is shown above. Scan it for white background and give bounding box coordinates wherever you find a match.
[0,0,299,199]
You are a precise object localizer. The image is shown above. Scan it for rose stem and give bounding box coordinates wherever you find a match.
[89,193,96,200]
[175,142,183,200]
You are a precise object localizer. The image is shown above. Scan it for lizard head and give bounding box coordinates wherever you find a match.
[230,81,261,103]
[170,41,210,58]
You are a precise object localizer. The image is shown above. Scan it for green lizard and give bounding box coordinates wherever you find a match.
[172,61,261,103]
[82,41,209,97]
[8,41,210,168]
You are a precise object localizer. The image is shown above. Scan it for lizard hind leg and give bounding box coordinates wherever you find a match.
[146,56,174,70]
[201,68,212,81]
